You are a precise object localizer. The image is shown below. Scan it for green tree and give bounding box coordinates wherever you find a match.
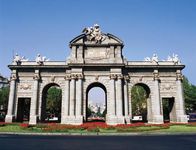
[0,86,9,110]
[131,85,147,121]
[86,107,92,118]
[46,86,62,118]
[183,77,196,113]
[96,107,102,117]
[102,108,106,118]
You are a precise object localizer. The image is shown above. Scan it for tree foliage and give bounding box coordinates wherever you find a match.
[46,86,62,117]
[0,86,9,110]
[131,85,147,121]
[86,107,92,118]
[183,77,196,113]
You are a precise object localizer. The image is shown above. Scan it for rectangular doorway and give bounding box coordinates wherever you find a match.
[162,97,175,123]
[16,98,31,122]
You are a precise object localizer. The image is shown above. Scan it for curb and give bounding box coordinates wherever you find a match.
[1,132,196,136]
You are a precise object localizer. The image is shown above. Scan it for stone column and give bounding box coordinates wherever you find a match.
[175,71,188,123]
[124,76,130,123]
[75,74,83,123]
[69,74,76,116]
[151,70,163,124]
[109,74,116,116]
[5,74,17,123]
[76,74,83,116]
[61,75,70,124]
[128,85,132,120]
[106,74,116,125]
[29,72,39,125]
[116,75,123,117]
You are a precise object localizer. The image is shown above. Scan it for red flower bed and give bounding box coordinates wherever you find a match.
[41,122,171,132]
[0,122,6,127]
[20,123,29,128]
[43,122,109,132]
[31,122,196,132]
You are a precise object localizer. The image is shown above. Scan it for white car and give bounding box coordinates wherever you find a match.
[48,117,58,121]
[132,116,143,121]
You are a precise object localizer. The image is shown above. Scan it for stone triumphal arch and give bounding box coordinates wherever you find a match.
[5,24,188,125]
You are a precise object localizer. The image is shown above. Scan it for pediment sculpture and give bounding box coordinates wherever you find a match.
[82,24,106,44]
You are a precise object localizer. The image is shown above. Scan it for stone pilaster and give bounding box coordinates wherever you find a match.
[109,74,116,116]
[175,70,188,123]
[5,73,17,123]
[116,75,123,116]
[124,76,131,124]
[150,70,163,124]
[75,74,83,121]
[115,74,125,124]
[29,71,39,125]
[61,75,70,124]
[69,74,76,116]
[106,74,116,125]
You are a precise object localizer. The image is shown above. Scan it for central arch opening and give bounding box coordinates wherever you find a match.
[86,82,107,122]
[41,83,62,123]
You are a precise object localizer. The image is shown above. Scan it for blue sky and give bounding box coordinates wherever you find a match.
[0,0,196,86]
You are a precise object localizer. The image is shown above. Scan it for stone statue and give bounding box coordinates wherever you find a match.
[144,53,159,64]
[35,54,49,65]
[13,53,21,64]
[82,24,106,43]
[21,56,29,61]
[13,53,28,64]
[167,53,181,65]
[152,53,158,63]
[144,57,151,61]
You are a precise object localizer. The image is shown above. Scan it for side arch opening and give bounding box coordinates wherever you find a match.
[131,83,151,123]
[41,83,62,123]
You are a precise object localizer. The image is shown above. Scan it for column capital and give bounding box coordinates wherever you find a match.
[176,73,183,81]
[77,74,83,80]
[64,74,71,80]
[110,74,117,80]
[153,71,160,81]
[71,74,77,79]
[10,74,17,81]
[117,74,123,80]
[124,75,130,82]
[33,74,40,80]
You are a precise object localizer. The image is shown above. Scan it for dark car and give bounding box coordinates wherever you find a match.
[188,113,196,122]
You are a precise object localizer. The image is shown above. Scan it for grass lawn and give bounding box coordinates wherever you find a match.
[1,123,196,134]
[159,125,196,133]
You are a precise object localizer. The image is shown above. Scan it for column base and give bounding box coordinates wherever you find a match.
[148,115,164,124]
[29,115,38,125]
[172,115,188,123]
[5,115,15,123]
[106,115,125,125]
[61,116,83,125]
[124,116,131,124]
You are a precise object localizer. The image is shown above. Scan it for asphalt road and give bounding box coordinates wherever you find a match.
[0,134,196,150]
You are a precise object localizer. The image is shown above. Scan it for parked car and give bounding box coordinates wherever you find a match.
[188,113,196,122]
[132,115,143,121]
